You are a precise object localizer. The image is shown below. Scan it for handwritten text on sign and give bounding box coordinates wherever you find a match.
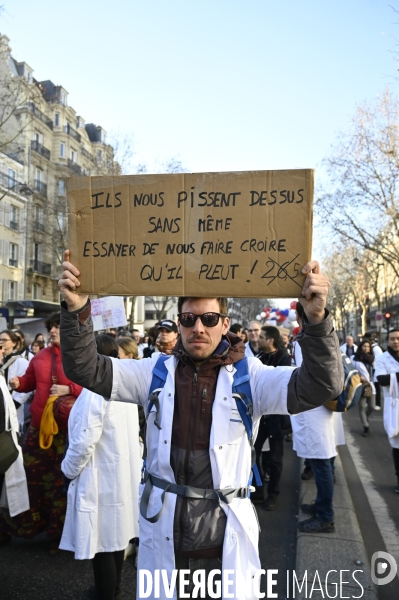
[67,170,314,297]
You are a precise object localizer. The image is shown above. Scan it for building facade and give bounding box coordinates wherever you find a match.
[0,34,119,305]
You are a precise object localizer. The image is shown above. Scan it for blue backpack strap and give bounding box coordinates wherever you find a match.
[232,358,262,488]
[147,355,170,430]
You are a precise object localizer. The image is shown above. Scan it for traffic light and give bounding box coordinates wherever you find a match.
[385,312,391,331]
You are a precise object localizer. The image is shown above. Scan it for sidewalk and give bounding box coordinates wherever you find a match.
[295,456,378,599]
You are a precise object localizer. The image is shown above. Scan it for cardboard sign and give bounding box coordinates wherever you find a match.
[67,170,313,298]
[91,296,127,331]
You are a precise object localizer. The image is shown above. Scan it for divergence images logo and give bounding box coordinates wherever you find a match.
[371,551,398,586]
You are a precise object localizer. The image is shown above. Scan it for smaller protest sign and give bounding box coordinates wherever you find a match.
[91,296,127,332]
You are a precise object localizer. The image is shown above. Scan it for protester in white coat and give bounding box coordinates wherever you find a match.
[0,376,29,518]
[351,340,376,437]
[0,330,30,433]
[59,254,342,600]
[374,328,399,493]
[61,335,141,600]
[291,308,345,534]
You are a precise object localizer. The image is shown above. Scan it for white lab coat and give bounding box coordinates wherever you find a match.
[4,356,30,432]
[350,358,376,394]
[291,341,345,459]
[244,342,257,358]
[109,353,294,600]
[60,389,141,559]
[0,376,29,516]
[374,351,399,448]
[340,342,358,355]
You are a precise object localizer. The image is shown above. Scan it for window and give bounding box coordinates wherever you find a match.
[60,142,65,158]
[35,168,42,182]
[57,211,65,230]
[7,168,16,189]
[9,243,18,267]
[58,180,66,195]
[34,131,43,144]
[10,205,19,230]
[60,91,67,106]
[8,281,16,301]
[70,149,77,163]
[34,206,44,230]
[54,113,60,126]
[33,283,41,300]
[97,150,102,162]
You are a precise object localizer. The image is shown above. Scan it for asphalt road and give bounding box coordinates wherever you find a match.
[0,440,301,600]
[339,406,399,600]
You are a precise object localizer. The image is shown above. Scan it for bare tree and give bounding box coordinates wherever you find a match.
[145,296,176,322]
[316,88,399,278]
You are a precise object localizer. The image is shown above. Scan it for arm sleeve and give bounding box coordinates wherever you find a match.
[60,300,155,404]
[61,391,105,479]
[60,300,114,398]
[286,311,343,413]
[15,358,37,393]
[253,311,343,417]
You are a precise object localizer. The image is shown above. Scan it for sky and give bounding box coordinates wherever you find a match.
[2,0,398,178]
[1,1,398,309]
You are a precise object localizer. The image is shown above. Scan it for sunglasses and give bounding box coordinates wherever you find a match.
[178,312,227,328]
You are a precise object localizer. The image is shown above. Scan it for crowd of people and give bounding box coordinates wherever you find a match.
[0,261,398,599]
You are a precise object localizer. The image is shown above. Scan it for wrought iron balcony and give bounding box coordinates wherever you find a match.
[31,140,51,160]
[9,221,19,231]
[9,258,18,267]
[81,146,95,163]
[64,124,81,142]
[0,170,23,190]
[34,180,48,196]
[30,260,52,275]
[67,159,83,175]
[28,102,53,130]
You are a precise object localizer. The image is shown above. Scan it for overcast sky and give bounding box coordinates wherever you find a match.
[2,0,398,177]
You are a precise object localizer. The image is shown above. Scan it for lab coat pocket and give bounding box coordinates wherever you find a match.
[76,467,98,512]
[228,408,245,445]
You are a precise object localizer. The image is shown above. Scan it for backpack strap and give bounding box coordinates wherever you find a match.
[232,358,262,488]
[147,355,170,430]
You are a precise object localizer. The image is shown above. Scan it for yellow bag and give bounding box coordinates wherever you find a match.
[39,395,59,450]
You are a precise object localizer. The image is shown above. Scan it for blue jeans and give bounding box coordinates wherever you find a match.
[307,458,334,523]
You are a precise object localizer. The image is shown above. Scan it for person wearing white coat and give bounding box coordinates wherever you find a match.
[0,375,29,518]
[350,340,376,437]
[60,335,141,600]
[0,330,30,434]
[59,256,342,600]
[291,308,345,534]
[374,328,399,493]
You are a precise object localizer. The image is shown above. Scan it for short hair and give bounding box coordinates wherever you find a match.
[388,328,399,340]
[177,297,228,315]
[95,334,118,358]
[261,326,281,349]
[118,336,138,359]
[230,323,243,335]
[31,340,45,351]
[0,330,20,348]
[45,312,61,332]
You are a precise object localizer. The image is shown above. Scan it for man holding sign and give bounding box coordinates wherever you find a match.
[58,251,342,600]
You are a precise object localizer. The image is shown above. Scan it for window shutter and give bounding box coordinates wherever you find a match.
[17,278,24,299]
[18,241,24,269]
[0,240,3,265]
[2,279,8,302]
[4,202,10,228]
[0,203,4,225]
[3,240,9,266]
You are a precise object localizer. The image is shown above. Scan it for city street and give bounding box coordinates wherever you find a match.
[1,407,399,599]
